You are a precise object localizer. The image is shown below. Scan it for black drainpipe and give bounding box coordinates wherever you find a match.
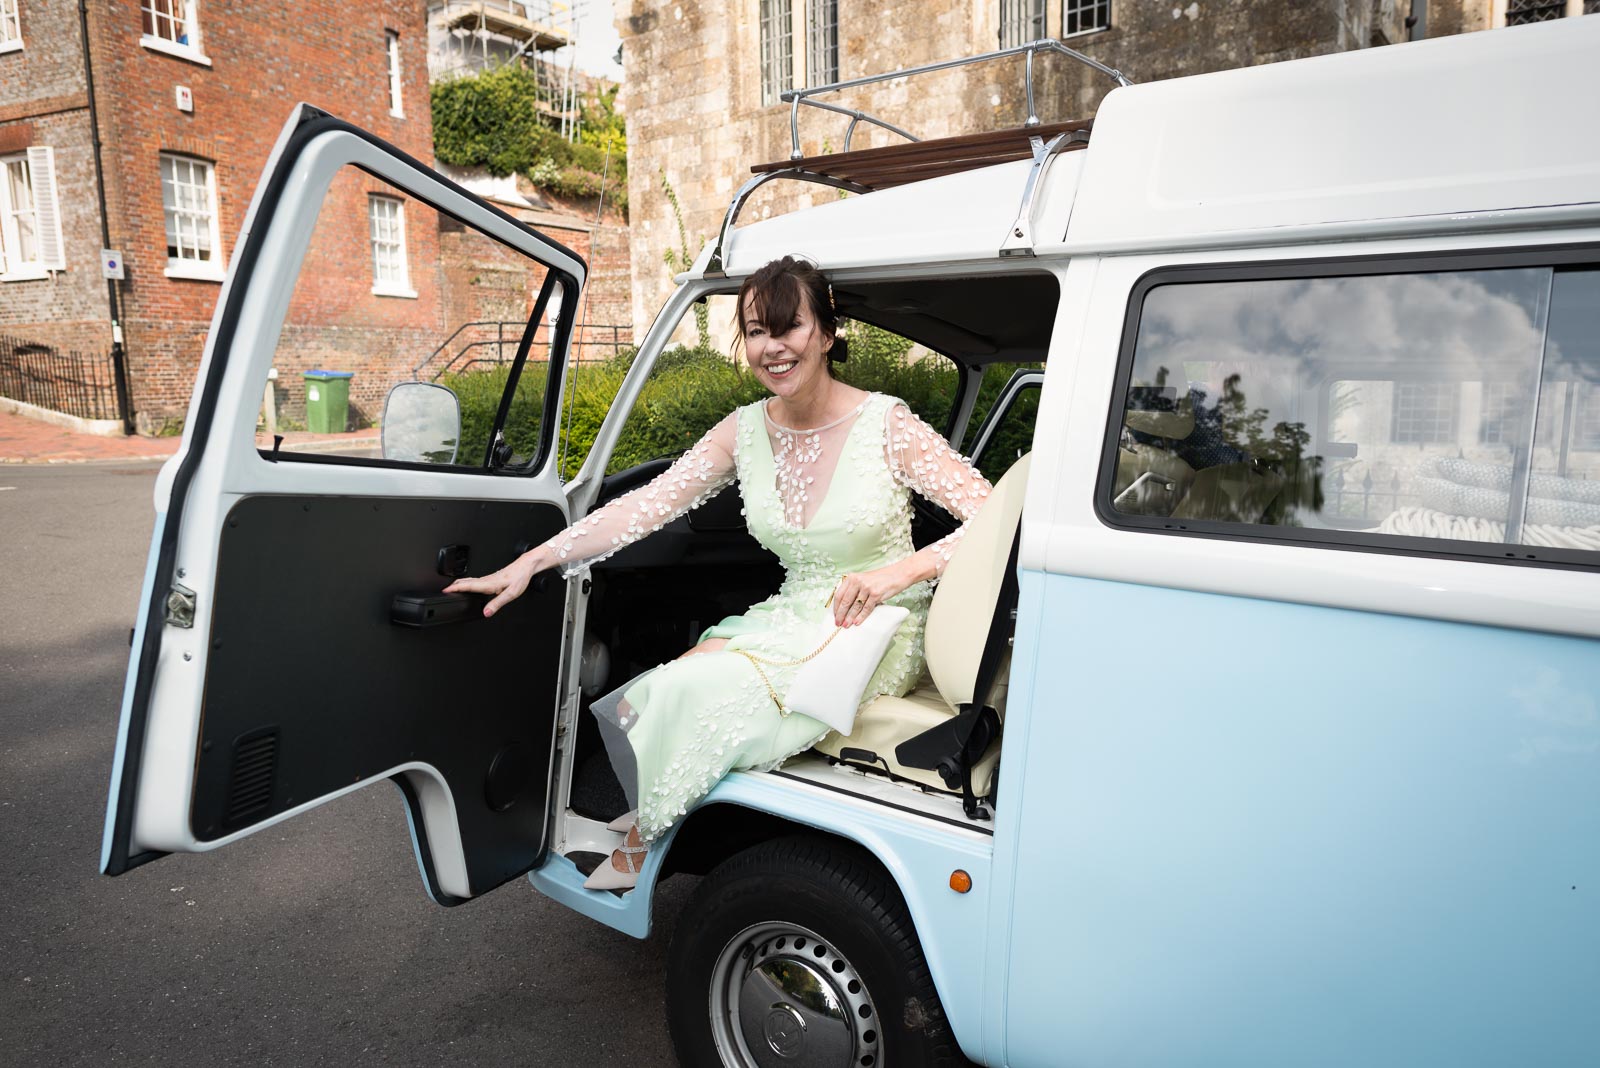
[78,0,134,435]
[1406,0,1428,42]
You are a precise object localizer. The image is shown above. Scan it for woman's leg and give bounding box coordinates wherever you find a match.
[600,636,733,875]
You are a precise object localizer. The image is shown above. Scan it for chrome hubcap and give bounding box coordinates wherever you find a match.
[708,921,882,1068]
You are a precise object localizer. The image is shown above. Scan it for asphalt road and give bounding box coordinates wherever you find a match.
[0,462,689,1066]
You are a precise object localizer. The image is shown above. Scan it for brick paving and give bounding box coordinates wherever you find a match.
[0,408,379,464]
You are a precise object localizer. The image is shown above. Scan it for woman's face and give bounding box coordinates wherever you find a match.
[741,291,833,401]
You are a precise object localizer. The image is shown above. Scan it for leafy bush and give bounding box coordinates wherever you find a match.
[431,65,554,178]
[431,65,628,215]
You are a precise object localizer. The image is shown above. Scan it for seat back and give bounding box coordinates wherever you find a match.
[923,453,1032,712]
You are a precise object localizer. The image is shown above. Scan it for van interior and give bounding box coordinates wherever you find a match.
[558,270,1061,867]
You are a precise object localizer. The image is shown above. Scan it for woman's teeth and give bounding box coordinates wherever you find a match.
[766,361,796,376]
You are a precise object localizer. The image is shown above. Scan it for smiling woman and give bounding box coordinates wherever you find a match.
[444,255,996,890]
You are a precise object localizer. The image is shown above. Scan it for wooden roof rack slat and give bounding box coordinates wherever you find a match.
[752,119,1092,191]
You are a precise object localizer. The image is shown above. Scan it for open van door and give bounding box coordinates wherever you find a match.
[101,106,584,905]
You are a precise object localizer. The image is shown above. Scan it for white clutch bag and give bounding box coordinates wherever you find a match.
[735,605,910,737]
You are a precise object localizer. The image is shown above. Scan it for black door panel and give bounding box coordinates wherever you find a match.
[197,495,567,900]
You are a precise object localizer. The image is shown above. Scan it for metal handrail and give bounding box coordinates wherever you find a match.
[413,320,528,380]
[780,38,1131,160]
[417,321,632,381]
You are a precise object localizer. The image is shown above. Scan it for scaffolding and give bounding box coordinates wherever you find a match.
[428,0,587,137]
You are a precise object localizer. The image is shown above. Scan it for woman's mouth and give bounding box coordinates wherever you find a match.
[764,361,797,377]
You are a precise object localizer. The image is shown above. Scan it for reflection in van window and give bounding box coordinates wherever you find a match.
[1112,266,1600,560]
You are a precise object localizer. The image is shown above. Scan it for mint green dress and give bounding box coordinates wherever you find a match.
[543,391,992,842]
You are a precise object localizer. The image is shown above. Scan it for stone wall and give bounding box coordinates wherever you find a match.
[613,0,1500,334]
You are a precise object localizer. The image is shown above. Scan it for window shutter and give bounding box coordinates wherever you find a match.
[27,146,67,271]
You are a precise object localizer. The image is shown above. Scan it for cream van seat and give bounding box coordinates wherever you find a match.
[813,454,1032,806]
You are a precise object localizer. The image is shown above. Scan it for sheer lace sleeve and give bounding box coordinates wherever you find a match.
[884,402,994,578]
[541,413,739,577]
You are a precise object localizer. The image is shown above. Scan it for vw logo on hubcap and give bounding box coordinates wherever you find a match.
[763,1004,806,1057]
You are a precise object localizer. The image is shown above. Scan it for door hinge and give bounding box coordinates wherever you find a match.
[165,582,197,628]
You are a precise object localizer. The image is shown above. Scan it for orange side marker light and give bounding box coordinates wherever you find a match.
[949,870,972,894]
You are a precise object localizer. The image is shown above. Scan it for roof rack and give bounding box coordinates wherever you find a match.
[705,40,1124,274]
[779,38,1130,162]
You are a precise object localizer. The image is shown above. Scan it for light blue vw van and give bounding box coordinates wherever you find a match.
[104,20,1598,1067]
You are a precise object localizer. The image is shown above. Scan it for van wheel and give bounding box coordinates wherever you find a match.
[666,834,970,1068]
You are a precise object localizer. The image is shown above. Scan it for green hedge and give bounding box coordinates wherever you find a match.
[440,326,1041,482]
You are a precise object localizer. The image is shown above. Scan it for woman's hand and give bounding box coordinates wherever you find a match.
[443,547,551,618]
[830,558,927,628]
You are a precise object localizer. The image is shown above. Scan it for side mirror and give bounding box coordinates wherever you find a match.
[382,382,460,465]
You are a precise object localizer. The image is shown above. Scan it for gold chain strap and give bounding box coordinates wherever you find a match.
[734,627,844,716]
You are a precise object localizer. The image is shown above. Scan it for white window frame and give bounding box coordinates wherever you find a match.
[1391,381,1461,445]
[805,0,838,87]
[386,30,405,118]
[0,0,23,53]
[1493,0,1594,24]
[1000,0,1046,49]
[140,0,212,66]
[1063,0,1111,38]
[368,194,416,298]
[0,150,65,281]
[759,0,795,106]
[160,153,225,282]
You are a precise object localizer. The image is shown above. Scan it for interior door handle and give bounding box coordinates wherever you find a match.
[391,591,478,628]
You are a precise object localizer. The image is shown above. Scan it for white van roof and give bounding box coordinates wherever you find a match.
[706,17,1600,276]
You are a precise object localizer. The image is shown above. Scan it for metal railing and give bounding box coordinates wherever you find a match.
[0,336,127,422]
[779,37,1132,159]
[415,321,631,381]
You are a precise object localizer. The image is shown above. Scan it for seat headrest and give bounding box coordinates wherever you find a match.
[924,453,1032,711]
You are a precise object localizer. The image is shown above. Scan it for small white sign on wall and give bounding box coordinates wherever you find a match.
[175,85,194,112]
[100,249,125,280]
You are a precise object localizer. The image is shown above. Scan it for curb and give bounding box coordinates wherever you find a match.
[0,396,125,436]
[0,453,177,466]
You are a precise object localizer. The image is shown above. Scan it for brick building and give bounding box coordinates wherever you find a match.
[613,0,1598,333]
[0,0,632,434]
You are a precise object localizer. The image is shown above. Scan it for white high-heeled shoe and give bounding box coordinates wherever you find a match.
[583,840,647,891]
[604,809,637,833]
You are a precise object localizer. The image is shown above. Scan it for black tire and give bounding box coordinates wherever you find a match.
[666,834,972,1068]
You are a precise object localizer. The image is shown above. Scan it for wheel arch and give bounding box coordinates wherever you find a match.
[651,787,994,1063]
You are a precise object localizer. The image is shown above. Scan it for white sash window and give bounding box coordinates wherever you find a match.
[1,0,23,51]
[0,149,66,279]
[387,31,404,117]
[1064,0,1110,37]
[161,154,224,280]
[140,0,209,64]
[369,195,414,297]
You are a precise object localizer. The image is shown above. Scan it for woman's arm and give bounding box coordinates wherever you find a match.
[445,413,739,616]
[830,403,994,626]
[884,402,994,574]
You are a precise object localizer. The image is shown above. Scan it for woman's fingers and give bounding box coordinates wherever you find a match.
[444,572,509,597]
[483,572,529,618]
[444,569,518,617]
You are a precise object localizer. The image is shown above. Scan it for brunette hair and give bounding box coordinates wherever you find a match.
[735,255,850,365]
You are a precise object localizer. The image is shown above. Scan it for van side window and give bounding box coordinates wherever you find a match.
[1106,263,1600,567]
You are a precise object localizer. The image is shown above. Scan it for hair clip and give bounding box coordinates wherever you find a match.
[827,282,836,311]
